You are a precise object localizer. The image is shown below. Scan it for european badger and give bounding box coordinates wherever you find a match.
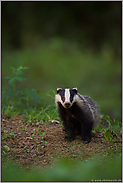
[55,88,100,143]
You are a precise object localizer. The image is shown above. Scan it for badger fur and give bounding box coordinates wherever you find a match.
[55,88,100,143]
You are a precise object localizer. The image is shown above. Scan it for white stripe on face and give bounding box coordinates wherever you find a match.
[65,89,70,102]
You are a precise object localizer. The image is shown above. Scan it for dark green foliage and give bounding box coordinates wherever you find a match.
[95,115,122,153]
[96,115,121,135]
[1,154,122,182]
[2,66,60,123]
[2,66,45,116]
[102,115,122,136]
[5,66,28,87]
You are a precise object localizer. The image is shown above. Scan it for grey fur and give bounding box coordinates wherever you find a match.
[76,93,100,128]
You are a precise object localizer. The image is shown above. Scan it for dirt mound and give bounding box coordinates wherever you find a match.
[1,114,107,168]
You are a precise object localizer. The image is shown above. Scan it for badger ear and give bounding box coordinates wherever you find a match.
[72,87,77,94]
[57,88,62,94]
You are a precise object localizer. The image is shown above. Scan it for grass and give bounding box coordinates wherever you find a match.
[22,104,59,124]
[2,105,19,119]
[1,153,122,182]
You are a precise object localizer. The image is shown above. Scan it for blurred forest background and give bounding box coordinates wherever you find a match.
[1,1,122,120]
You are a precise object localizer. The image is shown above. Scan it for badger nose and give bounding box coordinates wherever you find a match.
[64,102,71,108]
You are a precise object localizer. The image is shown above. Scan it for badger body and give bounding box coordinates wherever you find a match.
[55,88,100,143]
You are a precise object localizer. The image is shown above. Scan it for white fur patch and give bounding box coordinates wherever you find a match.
[73,94,85,108]
[65,89,70,103]
[55,94,62,106]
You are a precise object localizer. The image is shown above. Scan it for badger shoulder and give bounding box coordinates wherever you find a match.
[74,93,100,128]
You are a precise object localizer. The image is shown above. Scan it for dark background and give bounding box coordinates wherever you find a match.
[2,1,121,57]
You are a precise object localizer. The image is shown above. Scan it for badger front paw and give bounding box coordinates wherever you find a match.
[82,136,91,143]
[64,135,75,141]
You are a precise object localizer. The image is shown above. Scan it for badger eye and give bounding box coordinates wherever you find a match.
[62,96,65,100]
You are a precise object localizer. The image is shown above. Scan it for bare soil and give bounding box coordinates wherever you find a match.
[1,114,121,169]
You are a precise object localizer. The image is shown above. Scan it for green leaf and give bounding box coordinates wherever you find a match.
[104,129,111,141]
[17,66,28,71]
[2,150,6,155]
[103,115,110,121]
[1,136,5,140]
[5,134,9,139]
[9,66,15,71]
[3,145,10,151]
[16,70,25,79]
[42,133,46,136]
[4,130,8,133]
[23,147,27,151]
[9,132,15,136]
[5,76,11,80]
[15,76,25,82]
[29,89,37,95]
[8,77,15,86]
[22,66,28,70]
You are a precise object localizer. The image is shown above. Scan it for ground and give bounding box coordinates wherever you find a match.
[1,114,121,169]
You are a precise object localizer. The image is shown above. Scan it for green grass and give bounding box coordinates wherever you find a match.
[1,153,122,182]
[23,104,59,124]
[2,38,121,120]
[2,105,19,119]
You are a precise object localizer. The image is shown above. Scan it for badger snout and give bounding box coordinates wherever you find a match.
[64,102,71,108]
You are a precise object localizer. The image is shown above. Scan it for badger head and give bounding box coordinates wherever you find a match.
[55,88,78,108]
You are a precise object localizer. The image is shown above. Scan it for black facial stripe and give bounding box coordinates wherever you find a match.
[69,89,75,103]
[59,89,65,103]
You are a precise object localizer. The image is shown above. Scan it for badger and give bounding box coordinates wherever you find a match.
[55,88,100,143]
